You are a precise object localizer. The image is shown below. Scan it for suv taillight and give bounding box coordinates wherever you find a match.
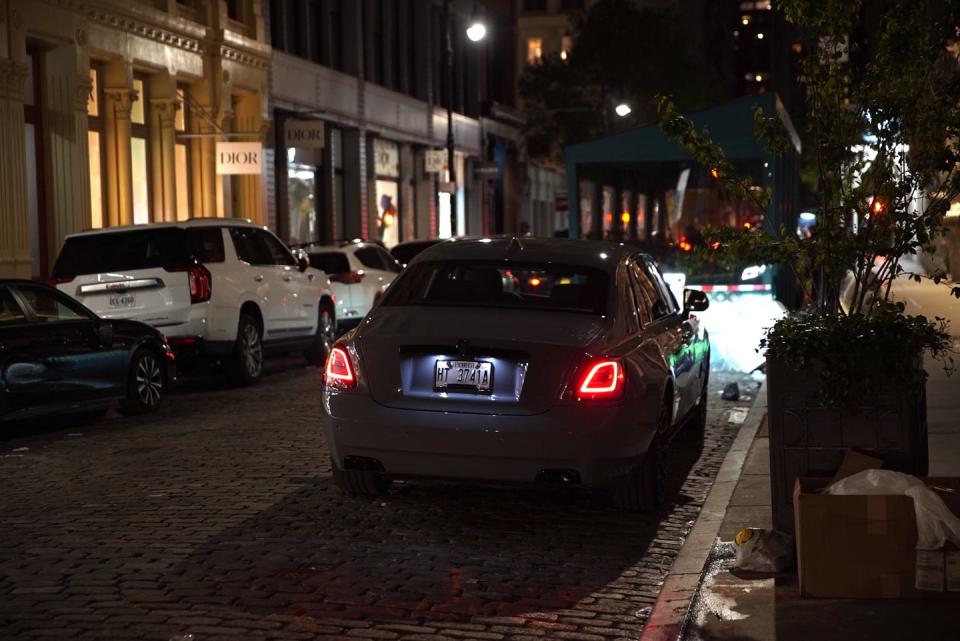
[329,271,365,284]
[166,265,212,304]
[325,345,357,388]
[574,359,626,400]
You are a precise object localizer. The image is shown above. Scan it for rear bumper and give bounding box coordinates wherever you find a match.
[322,393,657,486]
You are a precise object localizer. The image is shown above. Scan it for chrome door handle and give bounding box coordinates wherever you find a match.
[254,274,264,282]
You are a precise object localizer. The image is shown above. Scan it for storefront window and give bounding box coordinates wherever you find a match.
[373,139,400,247]
[174,87,190,220]
[87,67,105,229]
[130,77,150,224]
[287,148,318,245]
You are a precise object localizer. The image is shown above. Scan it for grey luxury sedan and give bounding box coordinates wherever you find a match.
[321,237,710,511]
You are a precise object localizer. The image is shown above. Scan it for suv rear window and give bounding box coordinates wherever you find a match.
[380,261,609,314]
[308,251,350,275]
[52,228,224,279]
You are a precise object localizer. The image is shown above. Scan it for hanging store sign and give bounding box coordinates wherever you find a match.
[425,149,447,174]
[216,142,262,175]
[285,120,325,149]
[374,139,400,178]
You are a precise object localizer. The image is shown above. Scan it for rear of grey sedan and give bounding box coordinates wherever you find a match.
[321,237,710,510]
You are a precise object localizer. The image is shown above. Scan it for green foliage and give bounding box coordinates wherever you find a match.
[659,0,960,407]
[762,305,954,408]
[519,0,723,165]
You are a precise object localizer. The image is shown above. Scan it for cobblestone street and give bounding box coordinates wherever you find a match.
[0,359,752,641]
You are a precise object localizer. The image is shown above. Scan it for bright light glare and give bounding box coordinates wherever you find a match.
[466,21,487,42]
[799,212,816,222]
[615,103,632,117]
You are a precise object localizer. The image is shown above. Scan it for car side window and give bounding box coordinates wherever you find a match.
[354,247,384,270]
[0,288,27,325]
[229,227,272,265]
[630,260,670,320]
[627,267,655,326]
[376,247,401,273]
[15,285,89,323]
[620,269,641,334]
[188,228,226,263]
[257,230,296,266]
[643,258,679,314]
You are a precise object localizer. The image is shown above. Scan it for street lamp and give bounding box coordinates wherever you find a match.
[443,0,486,239]
[615,103,632,117]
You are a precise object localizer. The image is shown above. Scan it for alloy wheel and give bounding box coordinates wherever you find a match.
[135,354,163,407]
[241,323,263,378]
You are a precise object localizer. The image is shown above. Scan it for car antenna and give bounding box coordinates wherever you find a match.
[507,236,523,252]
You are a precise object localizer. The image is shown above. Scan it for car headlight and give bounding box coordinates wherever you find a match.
[740,265,766,280]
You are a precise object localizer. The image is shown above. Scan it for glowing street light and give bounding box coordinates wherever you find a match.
[615,103,632,117]
[466,20,487,42]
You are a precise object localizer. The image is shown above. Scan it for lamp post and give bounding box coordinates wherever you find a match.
[442,0,486,238]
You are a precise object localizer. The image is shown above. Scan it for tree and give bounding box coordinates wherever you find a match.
[519,0,723,166]
[658,0,959,407]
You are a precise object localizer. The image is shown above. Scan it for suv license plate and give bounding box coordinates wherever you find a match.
[108,293,136,308]
[435,360,493,393]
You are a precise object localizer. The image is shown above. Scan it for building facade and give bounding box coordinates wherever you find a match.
[266,0,524,249]
[0,0,271,279]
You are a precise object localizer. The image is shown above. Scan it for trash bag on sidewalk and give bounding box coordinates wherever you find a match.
[733,527,795,572]
[827,469,960,550]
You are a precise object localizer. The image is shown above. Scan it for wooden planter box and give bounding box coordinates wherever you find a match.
[767,355,929,533]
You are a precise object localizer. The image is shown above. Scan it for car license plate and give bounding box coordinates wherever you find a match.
[108,293,136,308]
[435,360,493,393]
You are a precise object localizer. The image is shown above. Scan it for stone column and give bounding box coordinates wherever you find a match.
[103,86,135,226]
[232,91,264,225]
[151,97,179,222]
[42,45,92,262]
[0,57,31,278]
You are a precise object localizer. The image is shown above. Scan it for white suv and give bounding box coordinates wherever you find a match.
[303,240,401,333]
[51,219,336,385]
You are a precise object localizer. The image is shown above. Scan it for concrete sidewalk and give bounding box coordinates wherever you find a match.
[642,378,960,641]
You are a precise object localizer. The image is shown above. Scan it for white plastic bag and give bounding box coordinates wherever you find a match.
[826,469,960,550]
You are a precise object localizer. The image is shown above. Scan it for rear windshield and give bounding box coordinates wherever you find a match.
[52,228,224,278]
[380,261,609,314]
[391,241,438,266]
[308,252,351,275]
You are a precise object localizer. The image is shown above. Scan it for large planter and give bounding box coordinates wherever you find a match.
[767,355,928,533]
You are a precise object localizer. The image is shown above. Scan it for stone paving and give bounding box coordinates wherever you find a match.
[0,359,752,641]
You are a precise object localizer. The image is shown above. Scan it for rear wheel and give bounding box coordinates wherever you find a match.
[228,313,263,386]
[332,460,391,497]
[612,404,668,512]
[305,304,336,367]
[118,349,165,415]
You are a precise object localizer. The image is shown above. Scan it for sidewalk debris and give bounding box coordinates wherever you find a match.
[727,407,749,424]
[721,382,740,401]
[733,527,794,572]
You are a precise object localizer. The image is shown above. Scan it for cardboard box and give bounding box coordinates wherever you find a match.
[794,475,960,598]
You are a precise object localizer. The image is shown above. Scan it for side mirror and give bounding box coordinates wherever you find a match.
[683,289,709,315]
[97,322,114,348]
[294,248,310,272]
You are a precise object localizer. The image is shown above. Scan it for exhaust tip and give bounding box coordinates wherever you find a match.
[536,469,581,485]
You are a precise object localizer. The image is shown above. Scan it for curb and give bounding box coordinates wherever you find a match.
[640,381,768,641]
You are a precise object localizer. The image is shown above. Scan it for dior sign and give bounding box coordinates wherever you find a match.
[285,120,325,149]
[216,142,262,175]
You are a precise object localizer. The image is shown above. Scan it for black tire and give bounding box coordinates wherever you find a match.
[118,349,165,415]
[332,461,391,497]
[305,303,336,367]
[228,313,263,386]
[612,404,668,512]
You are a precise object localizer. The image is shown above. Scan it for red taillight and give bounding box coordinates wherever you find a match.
[325,346,356,388]
[329,271,365,284]
[576,359,625,400]
[166,265,211,303]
